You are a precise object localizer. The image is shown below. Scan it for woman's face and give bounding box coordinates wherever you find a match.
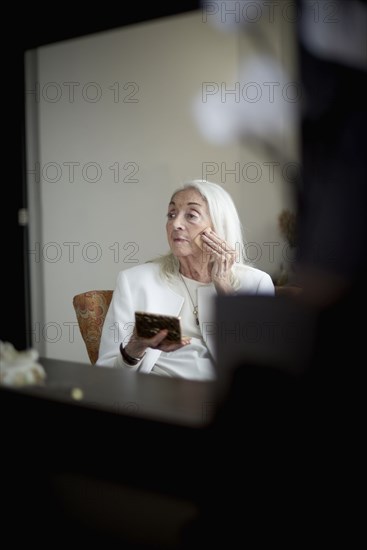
[166,188,213,258]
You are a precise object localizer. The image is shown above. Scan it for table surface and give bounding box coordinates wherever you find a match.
[1,357,218,428]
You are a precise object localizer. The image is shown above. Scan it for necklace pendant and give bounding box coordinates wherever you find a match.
[193,306,199,325]
[179,273,200,327]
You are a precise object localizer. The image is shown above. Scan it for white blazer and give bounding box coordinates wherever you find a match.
[96,262,274,372]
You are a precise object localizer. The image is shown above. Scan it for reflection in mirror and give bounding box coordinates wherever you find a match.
[24,8,299,363]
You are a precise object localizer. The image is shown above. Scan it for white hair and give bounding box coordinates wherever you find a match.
[151,180,249,287]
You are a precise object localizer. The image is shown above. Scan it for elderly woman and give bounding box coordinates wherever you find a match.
[96,180,274,379]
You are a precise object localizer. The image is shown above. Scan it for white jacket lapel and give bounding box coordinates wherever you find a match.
[197,285,218,361]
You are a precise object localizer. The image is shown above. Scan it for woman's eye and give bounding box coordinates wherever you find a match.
[167,211,198,220]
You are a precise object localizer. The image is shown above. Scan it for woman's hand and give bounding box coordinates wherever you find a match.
[126,326,191,358]
[201,230,237,294]
[151,330,192,353]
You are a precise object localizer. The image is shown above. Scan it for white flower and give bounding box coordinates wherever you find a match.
[0,341,46,387]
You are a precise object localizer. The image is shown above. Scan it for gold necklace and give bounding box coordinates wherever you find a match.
[179,272,199,326]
